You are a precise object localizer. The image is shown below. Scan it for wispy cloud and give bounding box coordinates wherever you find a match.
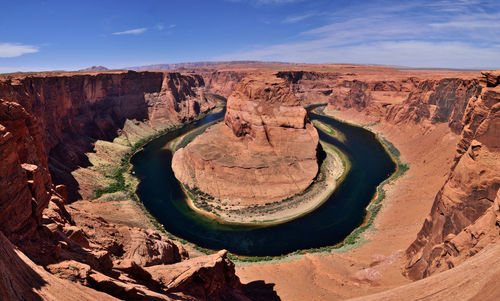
[168,24,177,29]
[215,40,500,68]
[256,0,301,4]
[0,43,39,58]
[282,12,318,23]
[226,0,302,5]
[112,27,147,35]
[215,0,500,68]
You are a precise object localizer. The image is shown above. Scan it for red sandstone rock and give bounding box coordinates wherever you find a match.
[0,71,219,201]
[1,65,499,299]
[0,231,118,300]
[0,100,53,241]
[404,70,500,280]
[145,250,250,301]
[172,75,320,205]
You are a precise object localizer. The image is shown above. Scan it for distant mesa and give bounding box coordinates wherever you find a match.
[172,74,320,207]
[78,65,109,72]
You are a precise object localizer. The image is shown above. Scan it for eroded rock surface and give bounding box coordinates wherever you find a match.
[0,71,247,300]
[404,70,500,280]
[172,75,320,206]
[0,71,220,201]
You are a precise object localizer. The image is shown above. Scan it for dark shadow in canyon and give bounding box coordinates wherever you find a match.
[48,96,151,202]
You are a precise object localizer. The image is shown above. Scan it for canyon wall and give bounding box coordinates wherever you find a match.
[278,70,480,134]
[0,71,219,201]
[0,100,53,241]
[0,71,248,300]
[0,67,498,299]
[280,69,499,281]
[202,70,247,98]
[404,71,500,280]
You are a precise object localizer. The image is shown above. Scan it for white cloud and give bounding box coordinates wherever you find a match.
[214,40,500,69]
[0,43,39,58]
[215,0,500,68]
[282,12,317,23]
[112,27,147,35]
[168,24,177,29]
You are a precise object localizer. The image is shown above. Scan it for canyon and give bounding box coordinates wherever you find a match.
[0,64,498,300]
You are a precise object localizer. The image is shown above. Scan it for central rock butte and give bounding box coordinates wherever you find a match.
[172,75,320,207]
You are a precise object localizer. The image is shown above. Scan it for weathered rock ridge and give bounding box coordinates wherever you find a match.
[172,75,320,206]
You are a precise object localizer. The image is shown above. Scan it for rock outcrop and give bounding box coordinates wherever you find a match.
[172,75,320,206]
[0,231,118,301]
[278,70,480,134]
[404,71,500,280]
[386,78,480,133]
[276,68,499,284]
[0,71,219,201]
[1,65,499,299]
[0,100,54,242]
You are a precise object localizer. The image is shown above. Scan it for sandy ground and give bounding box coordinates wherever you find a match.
[236,109,460,300]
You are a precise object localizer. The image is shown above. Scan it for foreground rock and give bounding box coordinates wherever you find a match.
[172,75,320,206]
[0,231,117,301]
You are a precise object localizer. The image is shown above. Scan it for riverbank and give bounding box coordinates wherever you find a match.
[70,106,226,257]
[179,139,347,226]
[126,106,405,261]
[236,107,461,299]
[80,104,406,263]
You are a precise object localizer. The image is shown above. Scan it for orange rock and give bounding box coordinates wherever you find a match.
[172,75,320,206]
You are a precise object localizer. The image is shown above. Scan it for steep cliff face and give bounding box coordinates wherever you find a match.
[0,71,219,201]
[0,71,246,300]
[202,70,247,97]
[279,70,481,134]
[277,71,341,105]
[172,75,320,206]
[0,100,54,242]
[386,78,480,133]
[279,69,498,282]
[404,71,500,280]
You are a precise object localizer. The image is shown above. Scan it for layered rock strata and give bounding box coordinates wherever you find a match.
[0,71,247,300]
[172,75,320,206]
[404,71,500,280]
[0,71,219,201]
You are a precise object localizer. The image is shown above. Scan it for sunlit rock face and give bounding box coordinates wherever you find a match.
[172,75,320,206]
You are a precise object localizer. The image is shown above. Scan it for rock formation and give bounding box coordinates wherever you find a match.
[0,100,53,242]
[0,71,247,300]
[0,71,220,201]
[404,71,500,280]
[172,75,320,206]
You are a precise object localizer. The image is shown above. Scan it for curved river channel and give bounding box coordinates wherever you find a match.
[130,106,396,256]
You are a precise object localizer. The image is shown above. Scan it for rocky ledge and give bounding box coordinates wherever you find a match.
[172,75,321,208]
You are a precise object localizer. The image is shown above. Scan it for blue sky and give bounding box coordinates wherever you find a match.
[1,0,499,72]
